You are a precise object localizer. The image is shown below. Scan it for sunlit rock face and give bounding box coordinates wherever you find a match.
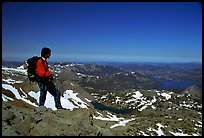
[183,85,202,98]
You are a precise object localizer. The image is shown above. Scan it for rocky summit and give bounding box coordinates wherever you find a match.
[2,62,202,136]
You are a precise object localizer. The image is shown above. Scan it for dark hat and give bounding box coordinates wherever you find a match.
[41,47,51,58]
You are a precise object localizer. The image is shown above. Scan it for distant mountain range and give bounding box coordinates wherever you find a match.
[106,62,202,90]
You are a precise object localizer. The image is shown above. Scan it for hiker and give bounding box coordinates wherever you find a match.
[36,47,63,109]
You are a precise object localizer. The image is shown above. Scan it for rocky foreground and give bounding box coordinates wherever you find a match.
[2,92,202,136]
[2,101,106,136]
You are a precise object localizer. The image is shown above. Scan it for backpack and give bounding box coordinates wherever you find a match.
[26,56,42,82]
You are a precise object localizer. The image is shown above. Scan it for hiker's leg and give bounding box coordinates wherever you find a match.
[38,82,47,106]
[46,82,62,109]
[54,88,63,109]
[47,81,56,96]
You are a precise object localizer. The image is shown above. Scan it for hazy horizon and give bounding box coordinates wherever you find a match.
[2,59,202,65]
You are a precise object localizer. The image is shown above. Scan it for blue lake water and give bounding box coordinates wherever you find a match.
[154,78,196,90]
[91,102,133,114]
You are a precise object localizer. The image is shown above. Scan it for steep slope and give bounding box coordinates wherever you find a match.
[183,85,202,98]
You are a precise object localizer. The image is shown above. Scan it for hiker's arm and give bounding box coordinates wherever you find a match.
[44,71,53,77]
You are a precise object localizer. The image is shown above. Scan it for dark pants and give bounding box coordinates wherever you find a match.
[38,81,62,109]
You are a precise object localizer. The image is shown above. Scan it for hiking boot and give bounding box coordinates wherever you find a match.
[57,107,66,110]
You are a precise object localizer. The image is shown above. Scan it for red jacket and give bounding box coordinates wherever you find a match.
[35,58,53,77]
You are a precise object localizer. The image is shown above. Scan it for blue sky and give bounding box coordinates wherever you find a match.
[2,2,202,63]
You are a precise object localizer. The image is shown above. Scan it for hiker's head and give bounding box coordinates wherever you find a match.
[41,47,51,59]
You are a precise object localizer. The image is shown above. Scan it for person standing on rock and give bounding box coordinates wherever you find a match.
[36,47,63,109]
